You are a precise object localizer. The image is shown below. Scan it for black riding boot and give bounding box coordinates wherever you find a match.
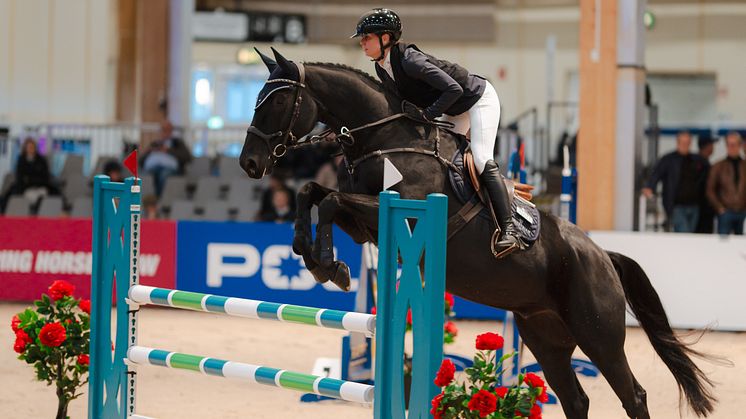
[480,159,521,257]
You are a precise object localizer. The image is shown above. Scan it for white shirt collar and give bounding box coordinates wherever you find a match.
[379,50,394,81]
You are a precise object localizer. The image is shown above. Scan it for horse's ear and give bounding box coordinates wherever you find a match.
[254,47,277,72]
[270,47,293,73]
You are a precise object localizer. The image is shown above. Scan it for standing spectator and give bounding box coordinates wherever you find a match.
[642,131,708,232]
[10,137,58,206]
[706,131,746,235]
[695,133,717,233]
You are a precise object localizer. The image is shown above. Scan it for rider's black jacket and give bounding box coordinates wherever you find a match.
[375,42,486,120]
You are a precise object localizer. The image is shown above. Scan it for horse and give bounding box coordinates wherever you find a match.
[238,48,716,419]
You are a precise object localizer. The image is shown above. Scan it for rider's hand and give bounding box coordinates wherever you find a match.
[402,100,431,123]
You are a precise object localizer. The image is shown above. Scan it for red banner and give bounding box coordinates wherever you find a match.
[0,217,176,301]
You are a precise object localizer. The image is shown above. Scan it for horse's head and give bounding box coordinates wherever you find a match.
[240,48,319,178]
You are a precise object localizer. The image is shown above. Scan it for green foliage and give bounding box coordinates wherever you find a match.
[12,284,90,419]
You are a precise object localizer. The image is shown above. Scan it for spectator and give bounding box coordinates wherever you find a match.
[10,137,58,206]
[142,140,179,197]
[159,120,193,175]
[695,133,717,233]
[102,160,124,183]
[315,155,344,190]
[642,131,708,232]
[258,188,296,223]
[259,173,296,218]
[142,194,159,219]
[706,131,746,235]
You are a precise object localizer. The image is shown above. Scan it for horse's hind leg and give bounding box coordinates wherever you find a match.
[573,322,650,419]
[566,267,650,418]
[515,314,589,419]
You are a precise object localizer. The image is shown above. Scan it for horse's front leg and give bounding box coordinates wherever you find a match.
[293,181,334,270]
[314,192,380,291]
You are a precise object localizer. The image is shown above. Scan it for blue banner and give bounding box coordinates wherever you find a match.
[175,220,504,319]
[176,221,362,311]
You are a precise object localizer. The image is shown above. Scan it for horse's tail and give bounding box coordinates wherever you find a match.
[607,251,717,417]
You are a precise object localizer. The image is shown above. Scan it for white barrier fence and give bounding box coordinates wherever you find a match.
[589,231,746,331]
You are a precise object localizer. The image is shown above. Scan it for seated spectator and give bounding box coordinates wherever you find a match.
[103,161,124,182]
[160,120,192,175]
[142,194,159,219]
[142,140,179,196]
[258,188,296,223]
[706,131,746,235]
[8,137,58,206]
[315,155,344,190]
[642,131,708,232]
[258,174,296,222]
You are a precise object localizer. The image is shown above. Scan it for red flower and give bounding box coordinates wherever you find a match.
[39,322,67,347]
[434,358,455,387]
[524,372,545,389]
[444,292,455,310]
[79,299,91,314]
[529,404,543,419]
[13,329,32,353]
[444,321,458,337]
[430,392,445,419]
[370,306,376,315]
[406,309,412,326]
[11,314,21,332]
[495,386,509,398]
[538,388,549,403]
[475,332,504,350]
[77,354,90,366]
[467,389,498,418]
[48,280,75,301]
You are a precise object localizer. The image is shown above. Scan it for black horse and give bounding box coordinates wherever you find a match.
[239,48,716,419]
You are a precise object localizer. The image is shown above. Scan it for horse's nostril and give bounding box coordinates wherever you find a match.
[246,159,258,177]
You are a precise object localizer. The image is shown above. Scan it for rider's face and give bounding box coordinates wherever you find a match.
[360,33,382,60]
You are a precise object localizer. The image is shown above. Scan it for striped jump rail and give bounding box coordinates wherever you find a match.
[128,285,376,336]
[127,346,374,404]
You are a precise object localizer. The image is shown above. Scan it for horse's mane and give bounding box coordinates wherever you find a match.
[305,62,383,92]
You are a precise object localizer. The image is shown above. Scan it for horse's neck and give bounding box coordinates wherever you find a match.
[307,67,393,137]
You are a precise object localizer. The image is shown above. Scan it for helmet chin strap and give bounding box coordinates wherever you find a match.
[372,34,394,62]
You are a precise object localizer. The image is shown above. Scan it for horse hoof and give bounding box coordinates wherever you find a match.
[309,267,330,284]
[331,261,351,292]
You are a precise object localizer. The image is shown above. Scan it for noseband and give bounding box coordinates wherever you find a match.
[246,63,307,161]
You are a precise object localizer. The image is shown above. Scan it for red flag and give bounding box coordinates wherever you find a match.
[123,150,138,178]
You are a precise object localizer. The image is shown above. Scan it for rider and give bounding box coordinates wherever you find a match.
[351,8,521,256]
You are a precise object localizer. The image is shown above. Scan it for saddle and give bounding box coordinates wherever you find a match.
[446,140,541,252]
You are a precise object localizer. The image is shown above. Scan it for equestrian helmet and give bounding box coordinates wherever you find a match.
[350,8,402,41]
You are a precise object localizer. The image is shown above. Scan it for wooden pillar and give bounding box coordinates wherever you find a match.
[116,0,169,124]
[577,0,618,230]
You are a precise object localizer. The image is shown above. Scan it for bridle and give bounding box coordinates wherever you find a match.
[245,63,308,162]
[246,61,458,175]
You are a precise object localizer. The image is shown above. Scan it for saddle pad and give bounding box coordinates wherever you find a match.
[448,144,541,247]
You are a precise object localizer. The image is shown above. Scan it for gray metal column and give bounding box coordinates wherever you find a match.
[168,0,194,130]
[614,0,647,230]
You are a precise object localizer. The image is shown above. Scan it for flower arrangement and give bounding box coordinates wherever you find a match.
[11,280,91,419]
[431,332,548,419]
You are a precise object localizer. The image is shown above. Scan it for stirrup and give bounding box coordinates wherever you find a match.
[490,228,521,259]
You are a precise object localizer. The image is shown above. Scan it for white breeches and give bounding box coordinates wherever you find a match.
[440,81,501,174]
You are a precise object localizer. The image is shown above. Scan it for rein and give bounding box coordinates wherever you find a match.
[246,62,461,176]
